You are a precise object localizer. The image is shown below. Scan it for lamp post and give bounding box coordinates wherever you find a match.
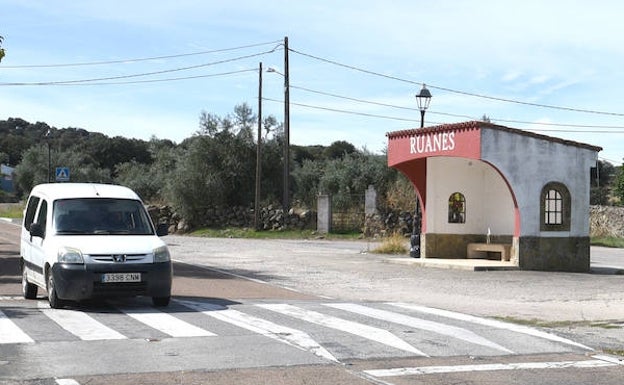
[415,84,432,128]
[45,129,51,183]
[410,84,432,258]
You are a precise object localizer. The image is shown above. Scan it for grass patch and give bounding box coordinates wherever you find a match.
[591,236,624,248]
[372,234,409,254]
[0,203,23,218]
[603,348,624,357]
[494,317,585,328]
[189,227,362,240]
[494,316,624,330]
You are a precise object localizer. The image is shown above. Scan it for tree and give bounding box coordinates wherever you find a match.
[324,140,357,160]
[0,35,5,62]
[13,144,111,195]
[591,160,616,205]
[615,161,624,206]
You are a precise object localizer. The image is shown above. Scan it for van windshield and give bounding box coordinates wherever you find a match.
[53,198,154,235]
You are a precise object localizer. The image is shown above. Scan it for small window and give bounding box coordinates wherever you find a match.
[24,196,40,231]
[540,182,570,231]
[448,192,466,224]
[35,200,48,238]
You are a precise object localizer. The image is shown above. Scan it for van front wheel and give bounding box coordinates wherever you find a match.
[22,268,38,299]
[47,274,65,309]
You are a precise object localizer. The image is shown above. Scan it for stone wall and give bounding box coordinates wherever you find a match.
[590,205,624,238]
[147,205,316,234]
[146,203,624,237]
[364,209,416,238]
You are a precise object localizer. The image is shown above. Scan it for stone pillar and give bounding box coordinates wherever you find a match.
[317,194,332,233]
[365,185,377,216]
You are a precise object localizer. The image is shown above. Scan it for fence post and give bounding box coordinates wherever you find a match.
[365,185,377,216]
[317,194,332,233]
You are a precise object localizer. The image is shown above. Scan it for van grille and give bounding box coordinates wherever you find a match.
[89,254,148,263]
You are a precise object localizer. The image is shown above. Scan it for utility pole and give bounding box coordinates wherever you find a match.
[255,62,263,230]
[282,36,290,214]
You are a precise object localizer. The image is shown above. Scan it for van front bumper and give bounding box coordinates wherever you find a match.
[51,261,172,301]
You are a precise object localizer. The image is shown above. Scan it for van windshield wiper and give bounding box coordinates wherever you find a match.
[56,229,90,235]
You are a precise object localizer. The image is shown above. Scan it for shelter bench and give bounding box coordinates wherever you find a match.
[467,243,511,261]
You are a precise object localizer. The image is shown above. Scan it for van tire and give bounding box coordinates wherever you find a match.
[152,296,170,307]
[47,274,65,309]
[22,268,38,300]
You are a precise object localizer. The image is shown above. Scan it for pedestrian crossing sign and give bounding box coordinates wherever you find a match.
[55,167,70,182]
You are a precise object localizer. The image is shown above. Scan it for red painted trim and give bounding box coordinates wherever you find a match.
[388,126,481,166]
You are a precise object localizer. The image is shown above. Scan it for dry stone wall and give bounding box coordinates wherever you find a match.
[590,205,624,237]
[149,204,623,237]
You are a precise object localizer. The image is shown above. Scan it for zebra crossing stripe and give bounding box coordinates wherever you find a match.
[176,299,338,362]
[388,302,593,351]
[117,306,216,338]
[38,302,126,341]
[258,304,428,356]
[0,310,34,344]
[325,303,513,354]
[56,379,81,385]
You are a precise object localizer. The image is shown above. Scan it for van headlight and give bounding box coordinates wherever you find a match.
[58,246,84,264]
[154,246,170,263]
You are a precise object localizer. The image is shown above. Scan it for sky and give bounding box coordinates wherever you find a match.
[1,0,623,164]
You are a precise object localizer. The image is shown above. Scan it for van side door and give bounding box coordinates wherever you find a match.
[21,195,40,264]
[23,197,48,286]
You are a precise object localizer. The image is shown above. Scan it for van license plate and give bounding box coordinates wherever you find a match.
[101,273,141,283]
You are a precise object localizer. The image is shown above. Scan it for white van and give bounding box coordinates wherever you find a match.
[20,183,172,308]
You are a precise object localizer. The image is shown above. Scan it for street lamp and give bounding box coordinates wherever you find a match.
[45,129,51,183]
[410,84,431,258]
[415,84,432,128]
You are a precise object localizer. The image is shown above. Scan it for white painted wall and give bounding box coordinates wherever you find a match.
[480,128,597,237]
[426,157,515,235]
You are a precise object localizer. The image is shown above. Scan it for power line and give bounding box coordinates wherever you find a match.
[2,69,258,86]
[289,47,624,117]
[1,40,282,69]
[263,97,420,123]
[0,49,276,86]
[290,84,624,131]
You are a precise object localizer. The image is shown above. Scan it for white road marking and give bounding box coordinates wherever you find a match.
[258,303,428,356]
[38,301,126,341]
[177,299,338,362]
[389,302,593,351]
[364,358,618,377]
[117,306,215,338]
[0,310,34,344]
[326,303,514,354]
[56,379,81,385]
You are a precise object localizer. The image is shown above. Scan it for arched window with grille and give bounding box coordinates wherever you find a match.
[540,182,571,231]
[448,192,466,224]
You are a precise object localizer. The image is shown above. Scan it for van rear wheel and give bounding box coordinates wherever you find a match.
[22,268,38,299]
[47,274,65,309]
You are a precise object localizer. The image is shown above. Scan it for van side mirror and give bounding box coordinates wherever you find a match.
[29,223,45,238]
[156,223,169,237]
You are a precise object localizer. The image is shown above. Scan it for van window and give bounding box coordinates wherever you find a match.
[54,198,154,235]
[24,196,40,231]
[35,200,48,238]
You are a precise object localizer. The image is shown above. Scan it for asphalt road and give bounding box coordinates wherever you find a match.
[1,220,623,384]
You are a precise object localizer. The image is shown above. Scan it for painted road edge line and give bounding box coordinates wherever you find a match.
[364,357,619,378]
